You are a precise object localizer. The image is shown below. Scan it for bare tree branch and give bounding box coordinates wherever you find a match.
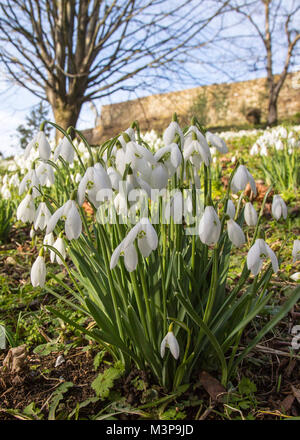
[0,0,230,130]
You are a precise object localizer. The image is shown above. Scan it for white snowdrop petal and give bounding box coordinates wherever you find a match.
[160,335,168,358]
[227,219,245,248]
[199,206,221,245]
[244,202,258,226]
[36,131,51,160]
[46,205,65,235]
[65,202,82,240]
[110,243,124,270]
[167,332,180,360]
[124,244,138,272]
[265,243,279,273]
[226,200,236,219]
[138,236,153,257]
[31,256,46,287]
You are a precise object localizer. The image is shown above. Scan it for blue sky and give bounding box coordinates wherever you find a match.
[0,0,299,157]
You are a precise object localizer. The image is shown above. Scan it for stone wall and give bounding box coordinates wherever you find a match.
[84,72,300,144]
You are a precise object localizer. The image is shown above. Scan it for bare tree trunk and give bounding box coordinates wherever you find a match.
[264,0,278,126]
[53,102,81,132]
[267,96,278,126]
[48,91,82,139]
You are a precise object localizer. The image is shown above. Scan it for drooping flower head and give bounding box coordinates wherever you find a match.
[272,195,287,221]
[31,250,47,287]
[231,165,257,197]
[199,205,221,246]
[160,324,180,360]
[110,218,158,272]
[46,197,82,240]
[247,238,279,276]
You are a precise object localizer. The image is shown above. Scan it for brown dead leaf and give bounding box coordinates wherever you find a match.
[280,394,295,413]
[5,257,17,265]
[245,181,273,203]
[199,371,226,402]
[285,359,296,378]
[291,385,300,404]
[2,345,27,374]
[82,202,94,216]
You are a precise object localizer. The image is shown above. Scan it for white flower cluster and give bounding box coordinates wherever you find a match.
[8,120,298,312]
[219,128,264,141]
[250,125,300,156]
[5,118,299,362]
[140,129,164,152]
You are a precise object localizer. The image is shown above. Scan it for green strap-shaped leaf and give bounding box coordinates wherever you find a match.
[175,292,228,386]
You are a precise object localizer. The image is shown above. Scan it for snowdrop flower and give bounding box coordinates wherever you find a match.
[124,135,156,169]
[290,272,300,282]
[226,200,236,219]
[206,131,228,153]
[135,157,154,182]
[250,143,259,156]
[9,173,20,187]
[114,192,128,216]
[24,131,51,161]
[46,198,82,240]
[107,166,122,190]
[247,239,279,275]
[163,118,184,147]
[115,148,126,175]
[19,167,40,197]
[260,146,268,156]
[1,184,11,199]
[199,206,221,245]
[135,175,152,197]
[31,253,46,287]
[78,163,111,207]
[36,163,55,187]
[227,219,245,248]
[154,143,182,169]
[117,127,136,149]
[244,202,258,226]
[43,232,54,246]
[17,192,35,223]
[34,202,51,230]
[184,125,202,148]
[275,140,284,151]
[24,135,37,160]
[51,235,66,265]
[272,195,287,221]
[183,134,211,167]
[160,325,180,360]
[231,165,257,196]
[110,218,158,272]
[43,232,55,261]
[54,136,74,163]
[292,240,300,263]
[150,163,169,190]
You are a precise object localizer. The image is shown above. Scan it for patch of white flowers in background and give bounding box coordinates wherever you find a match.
[141,130,164,152]
[250,125,300,157]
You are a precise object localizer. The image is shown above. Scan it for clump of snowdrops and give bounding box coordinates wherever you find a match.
[250,125,300,192]
[15,115,300,391]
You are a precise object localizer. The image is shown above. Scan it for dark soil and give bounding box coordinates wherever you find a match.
[1,339,300,420]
